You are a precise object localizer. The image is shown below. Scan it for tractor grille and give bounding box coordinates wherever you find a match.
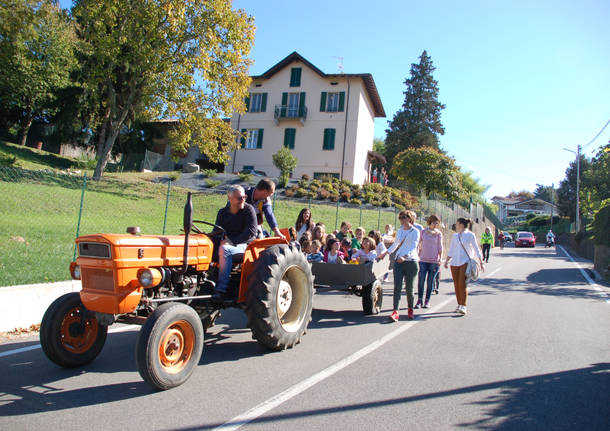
[82,267,115,292]
[79,242,111,259]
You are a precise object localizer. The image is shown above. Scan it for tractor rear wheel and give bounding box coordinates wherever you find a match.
[40,292,107,367]
[246,244,314,351]
[136,302,204,390]
[362,280,383,315]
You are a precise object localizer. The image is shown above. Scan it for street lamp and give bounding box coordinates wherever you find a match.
[563,145,581,232]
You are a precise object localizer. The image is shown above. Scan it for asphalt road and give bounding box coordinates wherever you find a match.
[1,244,608,430]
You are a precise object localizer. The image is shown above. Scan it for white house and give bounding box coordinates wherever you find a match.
[492,196,557,222]
[226,52,386,184]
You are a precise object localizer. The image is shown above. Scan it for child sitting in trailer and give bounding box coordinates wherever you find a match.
[351,227,365,250]
[307,240,324,263]
[369,230,387,256]
[323,238,345,263]
[336,221,353,242]
[351,237,377,263]
[300,239,312,256]
[340,238,354,261]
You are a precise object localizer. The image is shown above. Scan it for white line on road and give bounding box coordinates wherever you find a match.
[0,324,139,359]
[557,245,609,303]
[214,267,502,431]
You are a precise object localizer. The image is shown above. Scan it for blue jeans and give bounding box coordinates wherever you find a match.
[216,242,248,293]
[393,260,418,310]
[417,262,439,303]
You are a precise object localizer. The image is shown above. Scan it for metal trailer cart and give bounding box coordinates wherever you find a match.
[310,255,389,315]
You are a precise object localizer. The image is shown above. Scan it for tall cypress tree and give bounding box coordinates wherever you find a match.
[385,50,445,164]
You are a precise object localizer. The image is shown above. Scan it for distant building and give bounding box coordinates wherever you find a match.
[492,196,557,222]
[226,51,386,184]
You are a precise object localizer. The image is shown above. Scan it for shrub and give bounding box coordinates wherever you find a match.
[329,192,339,202]
[284,188,296,198]
[301,173,310,181]
[206,179,221,188]
[381,197,392,207]
[311,179,321,188]
[0,154,17,167]
[202,168,217,177]
[349,198,362,206]
[340,191,351,202]
[238,172,252,182]
[394,203,405,211]
[77,155,97,170]
[525,213,536,220]
[298,178,309,188]
[295,187,309,198]
[316,188,330,200]
[592,199,610,246]
[168,172,181,181]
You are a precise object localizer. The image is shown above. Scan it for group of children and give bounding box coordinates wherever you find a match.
[298,220,388,265]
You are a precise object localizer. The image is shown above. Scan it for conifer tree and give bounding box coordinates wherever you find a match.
[385,50,445,164]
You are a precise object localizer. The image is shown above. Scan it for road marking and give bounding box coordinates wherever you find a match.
[557,245,609,303]
[214,267,501,431]
[0,325,139,359]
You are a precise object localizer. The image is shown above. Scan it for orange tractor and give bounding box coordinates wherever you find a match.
[40,193,314,390]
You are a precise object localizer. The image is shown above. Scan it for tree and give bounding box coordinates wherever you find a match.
[556,155,591,220]
[384,50,445,164]
[272,147,297,188]
[459,169,489,204]
[581,144,609,214]
[534,184,556,203]
[71,0,255,179]
[507,190,534,200]
[391,147,463,200]
[0,0,78,146]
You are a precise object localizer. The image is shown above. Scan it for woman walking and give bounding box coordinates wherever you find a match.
[415,215,443,309]
[379,210,420,321]
[444,218,484,315]
[480,227,494,263]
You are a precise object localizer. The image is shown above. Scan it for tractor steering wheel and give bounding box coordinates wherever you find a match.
[191,220,226,241]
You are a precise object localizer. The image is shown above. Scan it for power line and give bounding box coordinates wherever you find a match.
[583,118,610,149]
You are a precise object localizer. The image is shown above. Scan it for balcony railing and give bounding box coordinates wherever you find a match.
[274,105,308,122]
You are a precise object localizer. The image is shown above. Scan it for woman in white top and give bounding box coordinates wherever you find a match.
[444,217,484,315]
[295,208,314,241]
[379,210,420,322]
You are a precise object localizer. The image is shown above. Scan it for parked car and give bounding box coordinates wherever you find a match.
[240,168,267,176]
[515,231,536,247]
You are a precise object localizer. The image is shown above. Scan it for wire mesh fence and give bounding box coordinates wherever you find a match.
[0,166,496,286]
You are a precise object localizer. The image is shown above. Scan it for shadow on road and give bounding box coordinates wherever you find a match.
[173,362,610,430]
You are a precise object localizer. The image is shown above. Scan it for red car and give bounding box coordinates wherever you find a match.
[515,231,536,247]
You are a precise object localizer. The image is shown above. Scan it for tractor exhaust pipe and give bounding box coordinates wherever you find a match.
[182,192,193,275]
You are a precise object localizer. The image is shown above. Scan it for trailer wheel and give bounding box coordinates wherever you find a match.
[136,302,204,390]
[362,280,383,315]
[246,244,314,351]
[40,292,107,367]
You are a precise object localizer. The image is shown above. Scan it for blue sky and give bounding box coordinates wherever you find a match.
[59,0,609,199]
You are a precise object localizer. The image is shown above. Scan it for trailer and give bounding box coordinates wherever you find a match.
[310,255,389,315]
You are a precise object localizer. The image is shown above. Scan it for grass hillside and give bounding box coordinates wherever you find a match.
[0,145,399,286]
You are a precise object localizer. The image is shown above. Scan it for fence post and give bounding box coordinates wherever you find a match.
[272,191,276,211]
[394,206,397,228]
[377,206,381,230]
[162,180,172,234]
[335,200,339,231]
[308,197,311,210]
[359,205,363,227]
[72,173,88,261]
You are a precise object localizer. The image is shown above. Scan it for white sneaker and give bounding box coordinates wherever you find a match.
[457,305,467,315]
[454,306,462,313]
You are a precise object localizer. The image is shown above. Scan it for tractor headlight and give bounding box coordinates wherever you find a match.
[70,262,81,280]
[138,268,162,288]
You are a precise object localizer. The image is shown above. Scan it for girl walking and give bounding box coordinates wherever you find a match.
[444,218,484,315]
[379,210,420,321]
[415,215,443,309]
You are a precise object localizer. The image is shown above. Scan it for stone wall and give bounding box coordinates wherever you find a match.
[557,233,609,281]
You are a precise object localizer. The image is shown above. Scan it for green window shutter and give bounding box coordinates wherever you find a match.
[298,92,306,116]
[245,94,250,112]
[290,67,302,87]
[284,128,295,149]
[257,129,264,148]
[261,93,267,112]
[338,92,345,112]
[240,128,246,148]
[281,92,288,117]
[323,129,329,150]
[329,128,335,150]
[320,92,327,112]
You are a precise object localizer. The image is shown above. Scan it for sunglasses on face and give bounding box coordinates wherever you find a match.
[233,194,246,200]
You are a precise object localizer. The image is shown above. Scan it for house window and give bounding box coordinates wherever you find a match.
[323,128,335,150]
[320,91,345,112]
[248,93,267,113]
[241,128,264,149]
[290,67,302,87]
[284,128,296,149]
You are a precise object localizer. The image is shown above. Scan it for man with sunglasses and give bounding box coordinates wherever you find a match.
[212,185,258,301]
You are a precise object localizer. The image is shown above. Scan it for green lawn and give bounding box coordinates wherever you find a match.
[0,167,399,286]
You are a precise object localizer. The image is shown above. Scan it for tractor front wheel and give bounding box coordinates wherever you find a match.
[362,280,383,315]
[136,302,204,390]
[40,292,108,368]
[246,244,314,351]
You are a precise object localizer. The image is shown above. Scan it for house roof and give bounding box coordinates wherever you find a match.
[514,198,557,208]
[251,51,386,118]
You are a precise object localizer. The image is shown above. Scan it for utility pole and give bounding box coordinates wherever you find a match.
[563,144,581,232]
[550,182,554,232]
